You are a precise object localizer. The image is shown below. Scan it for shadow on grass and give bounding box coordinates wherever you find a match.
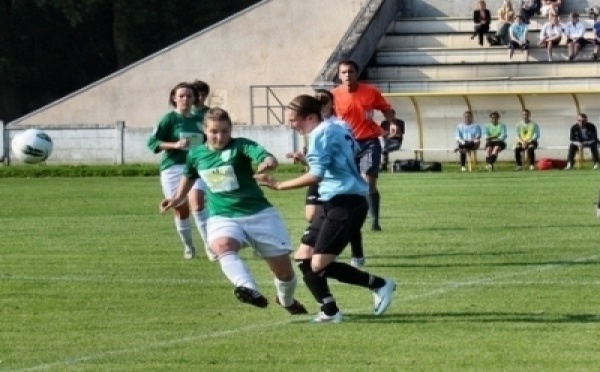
[344,312,600,324]
[365,251,529,260]
[366,259,600,268]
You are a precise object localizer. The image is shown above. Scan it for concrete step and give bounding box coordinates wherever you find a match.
[378,30,597,49]
[366,61,600,80]
[389,16,595,34]
[369,77,599,94]
[374,46,599,65]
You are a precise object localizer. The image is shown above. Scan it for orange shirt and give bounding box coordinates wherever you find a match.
[331,83,391,140]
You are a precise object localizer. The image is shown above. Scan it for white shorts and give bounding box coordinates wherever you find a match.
[207,207,292,258]
[160,164,205,199]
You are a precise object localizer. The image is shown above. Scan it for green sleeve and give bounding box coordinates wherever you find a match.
[183,149,200,180]
[240,138,272,164]
[147,114,172,154]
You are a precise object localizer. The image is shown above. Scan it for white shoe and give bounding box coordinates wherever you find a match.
[183,247,196,260]
[350,257,365,268]
[564,163,572,170]
[311,311,343,324]
[529,165,535,171]
[514,166,522,171]
[461,166,467,172]
[372,279,396,316]
[593,163,599,170]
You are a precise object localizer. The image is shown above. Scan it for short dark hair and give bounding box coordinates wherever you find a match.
[337,59,360,72]
[204,107,232,127]
[490,111,500,118]
[192,80,210,95]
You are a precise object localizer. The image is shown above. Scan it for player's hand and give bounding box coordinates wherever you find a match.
[253,173,279,190]
[286,151,306,165]
[174,139,189,149]
[256,156,278,174]
[159,198,184,214]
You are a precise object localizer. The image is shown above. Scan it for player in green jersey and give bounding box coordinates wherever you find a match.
[147,82,211,260]
[160,107,307,314]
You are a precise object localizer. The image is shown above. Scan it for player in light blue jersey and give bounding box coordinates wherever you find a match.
[256,94,396,323]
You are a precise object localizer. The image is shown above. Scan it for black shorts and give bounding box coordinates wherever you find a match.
[384,137,403,153]
[300,194,368,256]
[485,140,507,150]
[305,184,322,206]
[509,40,530,50]
[541,38,561,47]
[567,37,591,47]
[357,138,382,177]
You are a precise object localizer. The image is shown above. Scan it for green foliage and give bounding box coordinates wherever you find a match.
[1,172,600,371]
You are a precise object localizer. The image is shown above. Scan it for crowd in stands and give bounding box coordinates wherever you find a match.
[475,0,600,61]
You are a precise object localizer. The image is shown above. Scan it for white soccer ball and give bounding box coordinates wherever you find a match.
[11,129,53,164]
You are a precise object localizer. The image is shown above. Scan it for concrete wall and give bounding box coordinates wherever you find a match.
[10,0,367,128]
[2,124,301,165]
[398,0,594,17]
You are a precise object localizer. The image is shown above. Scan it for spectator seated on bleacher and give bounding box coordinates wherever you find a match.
[564,12,591,61]
[519,0,540,25]
[540,0,561,19]
[564,113,600,170]
[592,7,600,60]
[380,109,405,172]
[454,111,482,172]
[508,15,530,61]
[538,14,563,61]
[489,0,516,46]
[471,0,492,47]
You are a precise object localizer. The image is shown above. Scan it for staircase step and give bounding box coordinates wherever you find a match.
[375,46,598,65]
[389,16,594,34]
[369,77,600,94]
[366,62,600,80]
[378,30,596,49]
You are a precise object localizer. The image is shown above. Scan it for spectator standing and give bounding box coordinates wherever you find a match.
[564,113,600,170]
[508,15,530,61]
[454,111,482,172]
[471,1,492,47]
[514,109,540,171]
[331,59,395,231]
[564,12,590,61]
[520,0,540,24]
[539,15,564,61]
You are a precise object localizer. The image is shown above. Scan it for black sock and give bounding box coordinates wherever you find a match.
[324,261,386,289]
[485,156,491,164]
[368,192,380,226]
[491,154,497,164]
[349,230,364,259]
[297,259,338,315]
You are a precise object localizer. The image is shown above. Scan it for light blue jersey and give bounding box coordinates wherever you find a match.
[306,120,368,201]
[455,123,482,142]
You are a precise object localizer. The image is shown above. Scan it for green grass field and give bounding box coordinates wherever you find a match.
[1,170,600,371]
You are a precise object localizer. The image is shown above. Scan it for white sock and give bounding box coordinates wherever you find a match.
[174,217,194,249]
[274,276,297,307]
[192,210,209,247]
[219,252,258,290]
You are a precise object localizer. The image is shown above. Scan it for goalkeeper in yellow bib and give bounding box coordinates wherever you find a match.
[514,109,540,171]
[160,107,307,314]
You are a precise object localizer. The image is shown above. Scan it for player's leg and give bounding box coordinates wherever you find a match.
[208,216,266,308]
[188,179,215,261]
[160,165,195,259]
[244,208,307,314]
[359,139,383,231]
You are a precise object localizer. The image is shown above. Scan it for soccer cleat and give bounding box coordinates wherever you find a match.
[275,297,308,315]
[371,224,382,232]
[529,165,535,171]
[183,247,196,260]
[564,163,572,170]
[514,166,522,171]
[485,164,492,171]
[350,257,365,268]
[460,166,467,172]
[310,311,343,324]
[234,287,268,308]
[372,279,396,316]
[593,163,599,170]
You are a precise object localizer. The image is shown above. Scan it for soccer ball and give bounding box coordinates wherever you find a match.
[11,129,53,164]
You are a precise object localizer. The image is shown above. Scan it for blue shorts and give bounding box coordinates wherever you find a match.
[357,138,382,178]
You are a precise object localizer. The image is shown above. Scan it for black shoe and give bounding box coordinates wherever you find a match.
[234,286,268,308]
[371,224,382,232]
[275,297,308,315]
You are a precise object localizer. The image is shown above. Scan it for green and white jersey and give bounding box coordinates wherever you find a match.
[147,110,205,170]
[184,137,273,217]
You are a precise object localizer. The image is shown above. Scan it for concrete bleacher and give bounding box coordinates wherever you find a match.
[367,11,600,165]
